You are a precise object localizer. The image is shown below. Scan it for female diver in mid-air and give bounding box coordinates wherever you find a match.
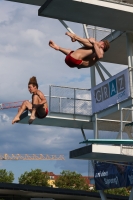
[49,32,110,69]
[12,77,48,125]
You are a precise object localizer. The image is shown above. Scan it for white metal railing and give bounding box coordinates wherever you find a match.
[86,25,114,41]
[49,85,92,116]
[0,86,92,116]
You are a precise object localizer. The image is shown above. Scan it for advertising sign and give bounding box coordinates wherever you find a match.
[91,69,130,113]
[95,162,133,190]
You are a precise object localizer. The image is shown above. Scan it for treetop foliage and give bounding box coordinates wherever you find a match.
[55,170,89,191]
[0,169,14,183]
[18,169,50,187]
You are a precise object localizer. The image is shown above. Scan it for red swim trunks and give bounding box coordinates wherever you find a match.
[65,51,82,68]
[36,108,48,119]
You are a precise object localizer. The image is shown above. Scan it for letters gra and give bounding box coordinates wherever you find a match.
[91,69,130,113]
[95,74,125,103]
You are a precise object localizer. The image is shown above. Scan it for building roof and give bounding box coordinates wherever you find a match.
[0,183,128,200]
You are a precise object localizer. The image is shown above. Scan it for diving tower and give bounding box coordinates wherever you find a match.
[4,0,133,198]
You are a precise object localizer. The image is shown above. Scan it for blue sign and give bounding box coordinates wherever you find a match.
[91,69,130,113]
[94,162,133,190]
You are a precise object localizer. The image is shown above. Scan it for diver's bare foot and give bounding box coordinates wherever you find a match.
[65,32,76,42]
[28,116,36,125]
[12,117,20,124]
[49,40,59,50]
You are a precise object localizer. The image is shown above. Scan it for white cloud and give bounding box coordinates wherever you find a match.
[20,29,45,47]
[0,114,10,122]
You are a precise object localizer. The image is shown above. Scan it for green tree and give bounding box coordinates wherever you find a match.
[0,169,14,183]
[104,187,130,196]
[89,186,130,196]
[18,169,50,186]
[55,170,89,190]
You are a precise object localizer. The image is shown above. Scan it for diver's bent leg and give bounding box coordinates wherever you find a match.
[66,32,93,48]
[12,101,32,124]
[29,95,40,124]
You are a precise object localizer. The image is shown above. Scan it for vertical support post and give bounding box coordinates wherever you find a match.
[120,108,123,140]
[74,88,76,116]
[90,66,96,87]
[59,98,61,113]
[99,190,107,200]
[81,128,94,178]
[49,85,51,113]
[131,106,133,133]
[126,32,133,98]
[129,187,133,200]
[94,114,98,139]
[120,108,123,153]
[82,24,105,200]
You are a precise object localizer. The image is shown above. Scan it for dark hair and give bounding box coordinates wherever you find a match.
[28,76,38,89]
[102,40,110,52]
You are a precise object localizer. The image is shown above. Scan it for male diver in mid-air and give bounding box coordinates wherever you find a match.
[12,76,48,125]
[49,32,110,69]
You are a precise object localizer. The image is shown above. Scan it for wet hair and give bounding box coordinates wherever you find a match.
[102,40,110,52]
[28,76,38,89]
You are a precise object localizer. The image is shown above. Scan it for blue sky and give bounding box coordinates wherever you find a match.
[0,0,127,183]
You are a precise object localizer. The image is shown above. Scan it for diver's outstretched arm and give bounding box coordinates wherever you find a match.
[49,40,72,55]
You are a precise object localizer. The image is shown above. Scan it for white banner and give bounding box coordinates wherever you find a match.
[91,69,130,114]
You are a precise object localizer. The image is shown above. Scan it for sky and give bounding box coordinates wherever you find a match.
[0,0,128,183]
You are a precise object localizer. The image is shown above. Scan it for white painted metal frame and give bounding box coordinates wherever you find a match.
[82,24,107,200]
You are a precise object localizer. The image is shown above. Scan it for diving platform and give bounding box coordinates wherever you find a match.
[19,110,92,129]
[38,0,133,32]
[70,145,133,162]
[5,0,133,32]
[18,96,133,133]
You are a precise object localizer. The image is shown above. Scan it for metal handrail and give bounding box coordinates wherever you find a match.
[50,96,91,101]
[50,85,91,91]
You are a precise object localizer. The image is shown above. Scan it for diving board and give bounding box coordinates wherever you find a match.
[70,144,133,162]
[18,110,93,129]
[79,139,133,145]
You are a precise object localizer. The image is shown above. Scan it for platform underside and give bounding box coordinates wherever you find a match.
[70,145,133,162]
[19,111,93,129]
[38,0,133,32]
[20,111,119,130]
[5,0,133,32]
